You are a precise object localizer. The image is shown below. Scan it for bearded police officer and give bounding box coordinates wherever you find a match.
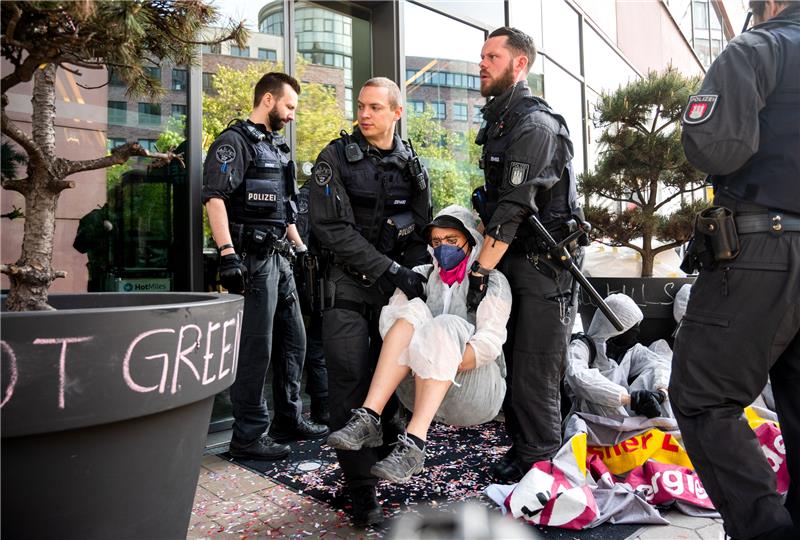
[468,27,580,483]
[670,2,799,539]
[203,72,328,461]
[309,77,431,526]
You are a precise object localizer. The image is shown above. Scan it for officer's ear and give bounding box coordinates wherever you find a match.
[393,104,403,122]
[514,54,529,78]
[261,91,275,110]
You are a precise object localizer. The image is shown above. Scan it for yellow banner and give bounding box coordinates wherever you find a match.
[587,429,693,475]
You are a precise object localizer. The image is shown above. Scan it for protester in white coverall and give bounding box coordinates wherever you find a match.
[326,205,512,483]
[565,293,671,419]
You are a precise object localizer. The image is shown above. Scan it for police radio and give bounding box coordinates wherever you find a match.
[406,140,427,192]
[340,130,363,162]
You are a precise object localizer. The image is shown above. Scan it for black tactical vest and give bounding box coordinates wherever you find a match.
[335,134,418,256]
[713,16,800,214]
[480,95,577,239]
[225,121,296,230]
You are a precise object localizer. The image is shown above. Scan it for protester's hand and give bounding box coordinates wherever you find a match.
[458,344,477,373]
[384,262,427,300]
[219,253,248,294]
[630,389,663,418]
[466,273,488,312]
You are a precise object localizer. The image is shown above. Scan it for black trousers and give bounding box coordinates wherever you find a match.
[231,254,305,443]
[304,311,328,403]
[322,267,400,490]
[270,256,306,429]
[670,205,799,539]
[499,253,574,467]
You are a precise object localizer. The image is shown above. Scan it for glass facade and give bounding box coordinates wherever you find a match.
[404,1,485,213]
[666,0,729,66]
[2,0,721,293]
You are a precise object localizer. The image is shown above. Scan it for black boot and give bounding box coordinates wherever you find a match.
[229,435,290,461]
[349,485,383,527]
[310,398,330,426]
[490,445,525,483]
[270,418,329,443]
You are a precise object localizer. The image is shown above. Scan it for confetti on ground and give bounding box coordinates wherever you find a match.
[219,421,512,536]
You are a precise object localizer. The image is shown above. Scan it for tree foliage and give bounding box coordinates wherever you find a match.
[202,58,349,173]
[579,67,708,277]
[407,107,482,213]
[0,0,245,310]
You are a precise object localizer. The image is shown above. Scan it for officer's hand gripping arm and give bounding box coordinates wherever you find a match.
[383,261,428,300]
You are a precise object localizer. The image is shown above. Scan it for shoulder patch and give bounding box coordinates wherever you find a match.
[683,95,719,125]
[215,144,236,164]
[508,161,530,186]
[314,161,333,186]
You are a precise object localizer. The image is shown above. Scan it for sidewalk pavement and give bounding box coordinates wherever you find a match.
[187,452,726,539]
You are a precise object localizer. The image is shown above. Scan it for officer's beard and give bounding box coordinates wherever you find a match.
[481,61,516,98]
[268,108,285,132]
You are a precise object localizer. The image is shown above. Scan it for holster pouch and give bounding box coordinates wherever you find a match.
[377,211,415,255]
[680,206,739,274]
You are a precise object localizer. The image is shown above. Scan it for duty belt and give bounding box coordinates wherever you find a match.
[735,212,800,234]
[230,223,292,258]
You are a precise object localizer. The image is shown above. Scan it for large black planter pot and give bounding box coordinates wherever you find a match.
[578,277,696,344]
[1,292,244,540]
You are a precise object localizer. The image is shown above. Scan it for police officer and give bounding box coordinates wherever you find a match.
[203,72,328,461]
[468,27,580,482]
[308,77,431,526]
[670,2,799,538]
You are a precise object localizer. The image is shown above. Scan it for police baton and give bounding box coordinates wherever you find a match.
[527,214,625,332]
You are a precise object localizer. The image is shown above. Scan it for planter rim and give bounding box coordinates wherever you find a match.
[1,292,241,317]
[1,292,243,437]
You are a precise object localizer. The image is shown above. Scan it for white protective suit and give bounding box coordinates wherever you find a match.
[378,205,512,427]
[564,293,672,419]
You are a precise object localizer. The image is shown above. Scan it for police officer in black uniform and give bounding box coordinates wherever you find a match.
[308,77,431,526]
[203,72,328,461]
[468,27,580,482]
[670,2,799,538]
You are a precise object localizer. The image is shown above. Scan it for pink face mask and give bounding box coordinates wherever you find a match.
[439,254,469,286]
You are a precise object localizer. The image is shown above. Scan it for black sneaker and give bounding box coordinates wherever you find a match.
[229,435,290,461]
[270,418,329,443]
[327,408,383,451]
[350,485,384,527]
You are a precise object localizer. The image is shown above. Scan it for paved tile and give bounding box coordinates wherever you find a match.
[193,486,222,507]
[201,454,235,473]
[186,519,223,539]
[696,522,726,540]
[638,525,701,539]
[664,512,719,530]
[199,466,279,500]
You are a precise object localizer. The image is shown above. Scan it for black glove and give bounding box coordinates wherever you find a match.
[219,253,248,294]
[466,273,489,312]
[630,389,664,419]
[295,249,308,270]
[383,261,427,300]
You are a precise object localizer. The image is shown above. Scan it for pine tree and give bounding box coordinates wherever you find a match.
[1,1,246,310]
[581,67,709,277]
